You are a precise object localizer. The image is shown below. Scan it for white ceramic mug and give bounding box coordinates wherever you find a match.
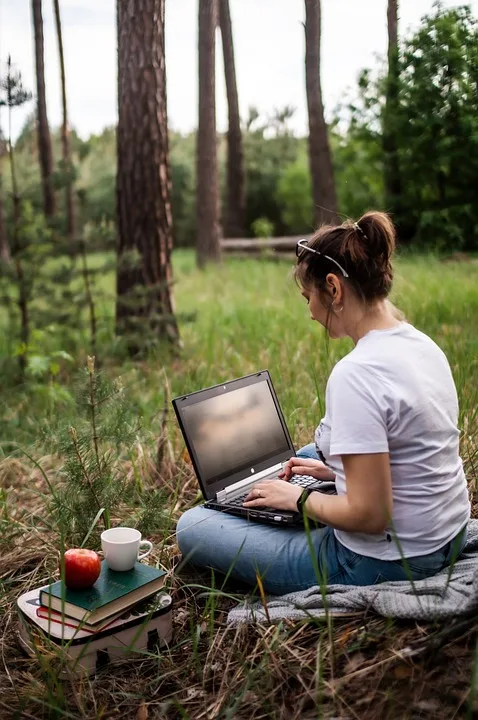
[100,527,153,571]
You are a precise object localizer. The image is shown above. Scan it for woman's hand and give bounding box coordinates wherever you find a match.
[279,457,335,482]
[243,479,303,512]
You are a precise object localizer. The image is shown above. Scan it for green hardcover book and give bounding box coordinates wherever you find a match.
[39,562,167,625]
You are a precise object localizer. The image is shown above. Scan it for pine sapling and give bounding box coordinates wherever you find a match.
[47,357,170,548]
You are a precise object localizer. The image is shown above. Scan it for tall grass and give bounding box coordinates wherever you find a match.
[172,252,478,455]
[2,250,477,446]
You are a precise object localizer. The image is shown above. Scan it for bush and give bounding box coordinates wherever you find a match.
[277,154,314,234]
[251,217,274,238]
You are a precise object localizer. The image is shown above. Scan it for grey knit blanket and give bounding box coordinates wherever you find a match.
[227,520,478,625]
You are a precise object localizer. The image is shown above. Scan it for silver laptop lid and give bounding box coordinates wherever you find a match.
[172,371,296,501]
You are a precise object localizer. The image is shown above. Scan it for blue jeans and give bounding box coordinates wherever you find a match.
[176,444,467,595]
[297,442,322,460]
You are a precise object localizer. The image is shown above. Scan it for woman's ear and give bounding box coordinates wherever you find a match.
[325,273,342,303]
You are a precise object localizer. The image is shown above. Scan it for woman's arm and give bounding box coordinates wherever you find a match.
[303,453,392,533]
[243,452,393,534]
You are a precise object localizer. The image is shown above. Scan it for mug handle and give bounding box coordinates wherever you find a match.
[138,540,153,561]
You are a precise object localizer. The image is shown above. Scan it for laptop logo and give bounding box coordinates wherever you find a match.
[250,468,255,473]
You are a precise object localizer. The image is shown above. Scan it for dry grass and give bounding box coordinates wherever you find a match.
[1,447,478,720]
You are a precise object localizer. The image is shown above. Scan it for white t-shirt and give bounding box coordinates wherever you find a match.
[315,323,470,560]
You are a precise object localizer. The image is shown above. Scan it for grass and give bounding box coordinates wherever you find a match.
[1,250,478,719]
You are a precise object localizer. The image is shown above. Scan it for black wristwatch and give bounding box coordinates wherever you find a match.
[296,488,316,515]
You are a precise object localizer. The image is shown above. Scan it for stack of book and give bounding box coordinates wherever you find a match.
[17,561,172,677]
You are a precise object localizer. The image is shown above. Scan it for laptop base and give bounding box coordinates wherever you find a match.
[205,479,337,527]
[204,500,302,526]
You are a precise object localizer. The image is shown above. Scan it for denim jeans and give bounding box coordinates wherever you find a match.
[176,444,467,595]
[297,442,322,460]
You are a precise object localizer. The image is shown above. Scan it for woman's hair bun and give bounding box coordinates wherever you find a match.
[355,211,396,267]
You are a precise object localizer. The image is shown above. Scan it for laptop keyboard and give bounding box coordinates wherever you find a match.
[291,474,319,488]
[224,475,317,509]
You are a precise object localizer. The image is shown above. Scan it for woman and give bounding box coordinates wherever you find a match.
[176,212,470,595]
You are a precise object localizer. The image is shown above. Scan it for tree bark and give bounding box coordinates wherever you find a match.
[32,0,56,219]
[53,0,75,241]
[0,156,9,262]
[384,0,402,219]
[218,0,245,239]
[387,0,398,52]
[7,98,28,376]
[304,0,338,227]
[116,0,180,352]
[196,0,221,266]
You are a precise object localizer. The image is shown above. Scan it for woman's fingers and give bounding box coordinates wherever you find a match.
[287,456,322,467]
[244,484,264,500]
[282,457,327,477]
[243,497,265,507]
[290,466,324,477]
[244,485,266,504]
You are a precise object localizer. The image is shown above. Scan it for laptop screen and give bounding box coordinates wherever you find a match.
[178,378,292,489]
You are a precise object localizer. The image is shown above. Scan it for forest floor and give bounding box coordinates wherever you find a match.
[1,251,478,719]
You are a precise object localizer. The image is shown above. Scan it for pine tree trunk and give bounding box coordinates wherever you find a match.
[32,0,56,219]
[0,159,9,262]
[196,0,221,266]
[219,0,245,239]
[384,0,402,221]
[53,0,75,241]
[8,101,28,376]
[116,0,180,352]
[304,0,338,227]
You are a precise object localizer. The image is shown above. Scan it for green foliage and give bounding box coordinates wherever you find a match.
[77,127,116,225]
[0,197,119,383]
[395,4,478,248]
[277,152,314,233]
[0,200,52,373]
[347,4,478,249]
[26,348,74,380]
[330,113,385,220]
[170,131,197,247]
[243,107,301,237]
[251,217,274,238]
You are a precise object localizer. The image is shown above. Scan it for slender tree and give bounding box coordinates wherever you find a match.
[116,0,180,351]
[0,58,32,375]
[218,0,245,238]
[53,0,75,240]
[304,0,338,226]
[0,132,9,262]
[383,0,401,217]
[32,0,56,218]
[196,0,221,266]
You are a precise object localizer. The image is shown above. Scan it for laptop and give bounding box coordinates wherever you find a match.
[172,370,336,526]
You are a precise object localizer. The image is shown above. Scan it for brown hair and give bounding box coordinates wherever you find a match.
[295,211,396,303]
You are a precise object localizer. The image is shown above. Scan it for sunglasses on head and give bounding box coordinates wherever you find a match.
[296,238,349,278]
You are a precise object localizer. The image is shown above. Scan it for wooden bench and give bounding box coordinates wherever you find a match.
[220,235,312,259]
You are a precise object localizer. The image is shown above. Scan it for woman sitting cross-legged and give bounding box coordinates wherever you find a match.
[176,212,470,596]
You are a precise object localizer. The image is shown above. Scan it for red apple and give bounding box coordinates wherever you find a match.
[62,548,101,590]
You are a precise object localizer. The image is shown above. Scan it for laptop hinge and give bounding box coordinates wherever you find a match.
[216,462,283,504]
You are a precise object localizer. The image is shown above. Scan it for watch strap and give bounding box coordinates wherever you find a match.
[296,487,315,514]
